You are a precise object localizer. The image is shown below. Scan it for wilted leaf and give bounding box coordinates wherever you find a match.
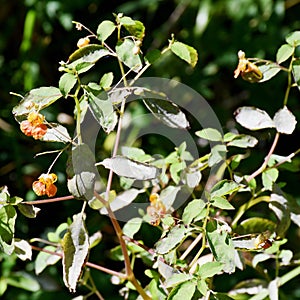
[97,20,116,42]
[143,98,189,129]
[170,41,198,67]
[62,213,89,293]
[182,199,206,225]
[196,128,223,141]
[235,106,274,130]
[99,156,159,180]
[273,106,297,134]
[276,44,294,64]
[156,225,187,254]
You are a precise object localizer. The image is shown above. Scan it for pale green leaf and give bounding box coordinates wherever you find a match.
[14,239,32,261]
[292,59,300,92]
[59,73,77,98]
[6,271,40,292]
[273,106,297,134]
[182,199,206,225]
[276,44,294,64]
[168,281,196,300]
[235,106,274,130]
[227,134,258,148]
[262,168,279,191]
[99,72,114,90]
[97,20,115,42]
[208,144,227,167]
[165,273,193,288]
[35,245,61,275]
[170,41,198,67]
[258,63,281,82]
[62,213,89,293]
[211,196,235,210]
[41,123,71,143]
[196,128,223,141]
[286,31,300,47]
[122,217,143,238]
[123,20,145,40]
[210,180,240,198]
[197,261,224,278]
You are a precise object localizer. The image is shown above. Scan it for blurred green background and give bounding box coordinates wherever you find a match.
[1,0,300,299]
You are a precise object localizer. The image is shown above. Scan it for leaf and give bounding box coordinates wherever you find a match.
[12,87,63,121]
[276,44,294,64]
[257,63,281,82]
[99,72,114,90]
[273,106,297,134]
[170,41,198,67]
[252,253,271,268]
[285,31,300,47]
[208,144,227,167]
[59,73,77,98]
[123,20,145,40]
[160,186,181,211]
[14,239,32,261]
[206,220,236,273]
[122,217,143,238]
[197,261,224,278]
[195,128,223,142]
[168,281,196,300]
[165,273,193,288]
[61,213,89,293]
[143,98,190,129]
[100,188,143,214]
[17,203,40,218]
[234,106,274,130]
[35,245,61,275]
[155,225,187,254]
[235,217,277,235]
[292,59,300,92]
[115,39,142,72]
[6,271,40,292]
[99,156,159,180]
[211,196,235,210]
[41,123,71,143]
[87,86,118,134]
[262,168,279,190]
[182,199,206,225]
[67,144,98,201]
[210,180,240,198]
[268,278,279,300]
[97,20,116,42]
[145,49,161,64]
[227,134,258,148]
[0,205,17,255]
[119,16,136,26]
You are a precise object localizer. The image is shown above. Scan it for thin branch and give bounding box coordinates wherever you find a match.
[23,195,74,205]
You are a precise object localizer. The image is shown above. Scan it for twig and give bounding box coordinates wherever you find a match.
[23,195,74,205]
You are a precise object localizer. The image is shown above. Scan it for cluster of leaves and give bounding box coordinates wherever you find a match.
[1,14,300,300]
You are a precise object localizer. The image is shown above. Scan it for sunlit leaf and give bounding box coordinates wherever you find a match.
[227,134,258,148]
[273,106,297,134]
[262,168,279,191]
[99,156,159,180]
[35,245,61,275]
[6,271,40,292]
[258,63,281,82]
[196,128,223,141]
[197,261,224,278]
[208,144,227,167]
[62,213,89,293]
[211,196,235,210]
[252,253,271,268]
[168,281,196,300]
[268,278,279,300]
[97,20,116,42]
[210,180,240,198]
[276,44,294,64]
[235,106,274,130]
[14,239,32,261]
[123,20,145,40]
[292,59,300,92]
[235,217,276,235]
[160,186,181,211]
[182,199,206,225]
[285,31,300,47]
[41,123,71,143]
[165,273,193,288]
[99,72,114,90]
[59,73,77,98]
[122,217,143,238]
[170,41,198,67]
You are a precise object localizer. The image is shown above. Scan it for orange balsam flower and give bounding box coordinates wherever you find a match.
[20,112,47,140]
[32,173,58,197]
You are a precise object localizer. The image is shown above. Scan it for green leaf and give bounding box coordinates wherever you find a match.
[273,106,297,134]
[182,199,206,225]
[145,49,161,64]
[170,41,198,67]
[168,281,196,300]
[208,144,227,167]
[197,261,224,278]
[14,239,32,261]
[123,20,145,40]
[197,279,208,296]
[227,134,258,148]
[143,97,190,129]
[99,72,114,90]
[6,271,40,292]
[97,20,116,42]
[115,39,142,72]
[292,59,300,92]
[235,217,276,235]
[41,123,71,143]
[258,63,281,82]
[47,222,68,243]
[286,31,300,47]
[99,156,159,180]
[17,203,40,218]
[122,217,143,238]
[165,273,193,288]
[62,213,89,293]
[210,180,240,198]
[0,206,17,255]
[59,73,77,98]
[211,196,235,210]
[119,16,136,26]
[235,106,274,130]
[12,87,62,121]
[262,168,279,191]
[35,245,61,275]
[67,144,98,201]
[87,86,118,133]
[276,44,294,64]
[196,128,223,142]
[160,186,181,211]
[156,225,187,254]
[206,220,236,273]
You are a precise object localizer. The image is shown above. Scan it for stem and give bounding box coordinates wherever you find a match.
[246,132,280,183]
[23,195,74,205]
[73,80,82,144]
[283,53,295,106]
[179,233,203,260]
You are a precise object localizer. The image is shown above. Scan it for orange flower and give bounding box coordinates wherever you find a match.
[32,173,58,197]
[147,193,166,226]
[20,112,47,139]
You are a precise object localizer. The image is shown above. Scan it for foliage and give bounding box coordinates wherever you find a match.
[2,1,300,300]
